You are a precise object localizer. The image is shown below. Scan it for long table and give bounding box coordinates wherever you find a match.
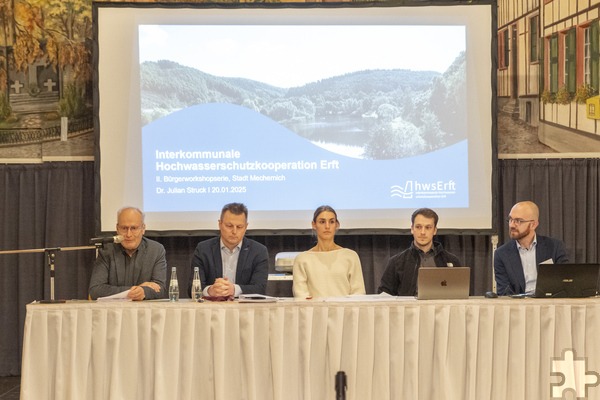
[20,297,600,400]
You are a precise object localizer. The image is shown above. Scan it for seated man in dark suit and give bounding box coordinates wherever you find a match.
[89,206,167,300]
[188,202,268,297]
[494,201,569,295]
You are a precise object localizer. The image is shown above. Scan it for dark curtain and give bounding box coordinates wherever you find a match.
[0,162,96,376]
[498,158,600,262]
[1,158,599,376]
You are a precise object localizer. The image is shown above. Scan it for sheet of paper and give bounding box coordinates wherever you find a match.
[97,290,131,301]
[319,293,410,302]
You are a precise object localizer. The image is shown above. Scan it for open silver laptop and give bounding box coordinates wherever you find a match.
[417,267,471,300]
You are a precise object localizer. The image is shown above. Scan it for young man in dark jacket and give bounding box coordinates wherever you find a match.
[378,208,462,296]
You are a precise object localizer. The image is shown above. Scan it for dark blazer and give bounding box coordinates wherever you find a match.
[494,235,569,295]
[189,236,269,295]
[88,237,167,300]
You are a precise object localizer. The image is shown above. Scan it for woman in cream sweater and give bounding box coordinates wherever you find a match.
[292,205,366,299]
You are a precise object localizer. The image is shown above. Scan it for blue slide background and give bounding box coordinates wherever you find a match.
[142,104,468,212]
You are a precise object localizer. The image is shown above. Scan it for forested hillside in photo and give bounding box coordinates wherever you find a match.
[141,51,466,160]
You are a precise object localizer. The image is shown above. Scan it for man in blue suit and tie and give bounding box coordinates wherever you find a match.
[189,202,268,297]
[494,201,569,296]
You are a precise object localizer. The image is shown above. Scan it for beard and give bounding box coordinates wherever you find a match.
[509,226,531,241]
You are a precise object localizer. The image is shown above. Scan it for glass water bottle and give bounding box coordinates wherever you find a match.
[191,267,202,302]
[169,266,179,302]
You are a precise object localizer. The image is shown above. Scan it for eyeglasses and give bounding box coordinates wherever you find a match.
[117,225,143,234]
[506,217,534,226]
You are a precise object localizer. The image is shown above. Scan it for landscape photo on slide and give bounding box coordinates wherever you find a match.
[139,24,467,161]
[137,24,471,214]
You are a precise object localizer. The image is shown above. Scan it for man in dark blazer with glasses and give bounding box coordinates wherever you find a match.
[89,207,167,300]
[494,201,569,296]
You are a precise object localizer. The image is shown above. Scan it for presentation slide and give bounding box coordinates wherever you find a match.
[95,4,494,233]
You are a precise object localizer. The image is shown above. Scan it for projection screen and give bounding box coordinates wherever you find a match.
[94,1,496,234]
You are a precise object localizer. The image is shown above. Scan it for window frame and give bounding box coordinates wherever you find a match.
[529,15,539,64]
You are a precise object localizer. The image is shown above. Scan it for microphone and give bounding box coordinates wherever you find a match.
[90,235,124,245]
[335,371,346,400]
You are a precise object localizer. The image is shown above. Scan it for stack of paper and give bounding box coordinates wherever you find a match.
[238,294,278,303]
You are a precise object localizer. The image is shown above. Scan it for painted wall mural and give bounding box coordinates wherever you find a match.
[496,0,600,157]
[0,0,94,160]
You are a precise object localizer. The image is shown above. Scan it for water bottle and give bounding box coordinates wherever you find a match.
[169,266,179,302]
[191,267,202,302]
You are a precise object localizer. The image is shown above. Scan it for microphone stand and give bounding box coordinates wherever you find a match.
[0,244,101,303]
[335,371,347,400]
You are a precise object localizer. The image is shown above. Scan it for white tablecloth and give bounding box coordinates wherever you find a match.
[20,297,600,400]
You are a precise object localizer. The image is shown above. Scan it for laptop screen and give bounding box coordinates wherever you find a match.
[534,264,600,298]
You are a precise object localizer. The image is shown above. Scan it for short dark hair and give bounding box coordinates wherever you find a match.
[411,208,439,227]
[220,202,248,220]
[312,205,338,223]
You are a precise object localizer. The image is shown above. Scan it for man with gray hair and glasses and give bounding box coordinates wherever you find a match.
[494,201,569,296]
[89,206,167,300]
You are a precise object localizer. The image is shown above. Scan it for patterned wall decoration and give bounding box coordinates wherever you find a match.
[496,0,600,157]
[0,0,96,161]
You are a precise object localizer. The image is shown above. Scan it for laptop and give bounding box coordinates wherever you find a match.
[533,263,600,298]
[417,267,471,300]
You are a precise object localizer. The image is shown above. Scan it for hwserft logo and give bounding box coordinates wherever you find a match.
[391,180,456,199]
